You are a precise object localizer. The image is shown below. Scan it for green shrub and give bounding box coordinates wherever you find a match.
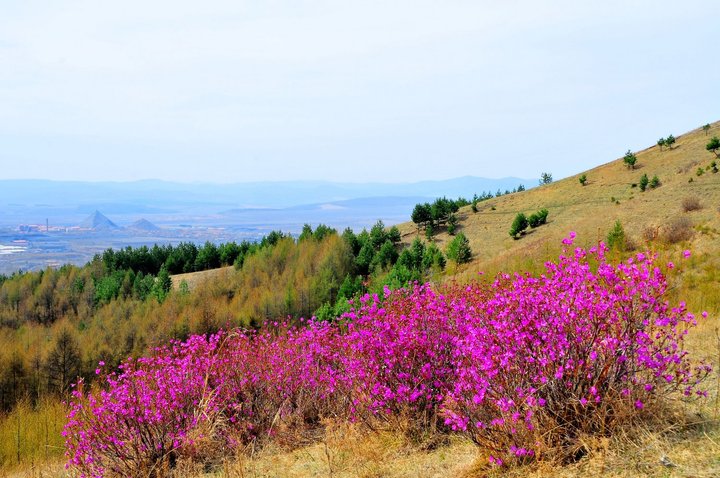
[425,223,434,241]
[528,209,549,228]
[509,213,528,239]
[623,150,637,169]
[447,214,458,235]
[707,136,720,157]
[607,220,625,251]
[445,233,472,264]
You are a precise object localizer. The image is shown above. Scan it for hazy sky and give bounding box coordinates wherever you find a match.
[1,1,718,183]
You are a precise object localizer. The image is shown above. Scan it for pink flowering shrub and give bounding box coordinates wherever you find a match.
[65,324,350,477]
[210,321,352,445]
[441,240,710,464]
[64,334,225,477]
[64,236,709,476]
[339,286,459,432]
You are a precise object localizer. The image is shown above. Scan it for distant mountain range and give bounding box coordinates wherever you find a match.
[0,176,534,210]
[0,176,535,228]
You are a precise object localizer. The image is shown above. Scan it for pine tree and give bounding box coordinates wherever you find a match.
[446,233,472,264]
[509,213,528,239]
[153,265,172,302]
[607,220,626,251]
[623,150,637,169]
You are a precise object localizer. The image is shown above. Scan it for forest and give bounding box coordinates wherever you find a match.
[0,218,467,422]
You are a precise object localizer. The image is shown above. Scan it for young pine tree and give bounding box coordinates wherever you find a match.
[607,220,626,251]
[509,213,528,239]
[445,233,472,264]
[623,150,637,169]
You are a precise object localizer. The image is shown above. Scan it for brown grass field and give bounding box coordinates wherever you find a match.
[7,122,720,477]
[170,266,235,291]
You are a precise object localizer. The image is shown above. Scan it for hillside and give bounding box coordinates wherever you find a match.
[170,265,233,290]
[397,122,720,278]
[2,122,719,478]
[169,121,720,300]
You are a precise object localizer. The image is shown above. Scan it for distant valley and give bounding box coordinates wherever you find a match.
[0,176,533,273]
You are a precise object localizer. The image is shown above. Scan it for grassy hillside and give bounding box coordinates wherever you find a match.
[170,266,234,291]
[173,119,720,302]
[398,121,720,280]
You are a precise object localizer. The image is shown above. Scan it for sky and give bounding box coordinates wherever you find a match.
[1,0,718,184]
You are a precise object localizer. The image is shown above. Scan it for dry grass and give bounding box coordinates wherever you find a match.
[395,121,720,283]
[177,398,720,478]
[184,423,478,478]
[0,399,66,472]
[170,266,234,291]
[178,374,720,478]
[0,462,68,478]
[0,398,68,478]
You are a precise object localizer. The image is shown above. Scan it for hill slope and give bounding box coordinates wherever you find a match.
[398,121,720,276]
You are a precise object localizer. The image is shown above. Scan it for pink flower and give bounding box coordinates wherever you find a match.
[683,250,691,258]
[561,232,577,245]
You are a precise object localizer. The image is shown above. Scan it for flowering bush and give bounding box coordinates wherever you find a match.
[339,285,459,433]
[64,235,709,476]
[64,324,349,477]
[64,334,224,477]
[441,238,710,464]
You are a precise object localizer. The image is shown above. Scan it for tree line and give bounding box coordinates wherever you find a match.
[0,218,473,414]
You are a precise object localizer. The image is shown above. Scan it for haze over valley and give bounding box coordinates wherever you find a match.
[0,176,532,273]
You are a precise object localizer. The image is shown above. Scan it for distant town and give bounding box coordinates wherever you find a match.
[1,210,255,274]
